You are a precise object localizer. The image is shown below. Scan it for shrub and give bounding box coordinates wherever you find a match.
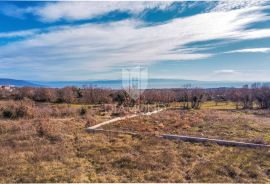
[2,107,16,119]
[79,106,87,116]
[33,88,57,102]
[0,99,35,119]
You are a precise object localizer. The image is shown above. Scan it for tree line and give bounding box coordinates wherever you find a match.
[1,84,270,109]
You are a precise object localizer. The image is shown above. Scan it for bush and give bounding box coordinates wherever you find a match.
[2,107,16,119]
[0,99,35,119]
[79,106,87,116]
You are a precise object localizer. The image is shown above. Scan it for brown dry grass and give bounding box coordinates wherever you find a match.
[0,116,270,182]
[0,99,78,119]
[104,109,270,144]
[0,100,270,182]
[0,100,112,127]
[0,115,270,182]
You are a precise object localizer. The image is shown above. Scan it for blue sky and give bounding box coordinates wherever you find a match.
[0,1,270,81]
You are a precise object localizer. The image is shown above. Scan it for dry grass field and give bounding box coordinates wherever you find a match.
[104,109,270,144]
[0,100,269,182]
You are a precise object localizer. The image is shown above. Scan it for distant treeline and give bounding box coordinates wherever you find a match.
[1,84,270,109]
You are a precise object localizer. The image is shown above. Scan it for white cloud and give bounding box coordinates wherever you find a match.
[1,1,269,23]
[210,69,270,82]
[225,47,270,53]
[212,0,268,12]
[211,69,241,81]
[0,3,34,19]
[0,29,39,38]
[214,69,239,75]
[25,2,173,22]
[0,2,174,23]
[0,4,270,80]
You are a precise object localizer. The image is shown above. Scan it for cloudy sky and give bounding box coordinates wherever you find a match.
[0,1,270,81]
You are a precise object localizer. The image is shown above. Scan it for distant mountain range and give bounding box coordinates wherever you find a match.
[0,78,268,89]
[0,78,42,87]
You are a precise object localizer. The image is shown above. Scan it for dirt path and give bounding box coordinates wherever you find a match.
[87,108,164,130]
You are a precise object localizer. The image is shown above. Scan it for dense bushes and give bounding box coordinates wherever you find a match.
[141,86,270,110]
[7,87,112,104]
[209,86,270,109]
[0,99,79,119]
[0,99,35,119]
[1,83,270,110]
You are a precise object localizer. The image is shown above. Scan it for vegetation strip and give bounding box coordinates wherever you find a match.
[87,128,270,148]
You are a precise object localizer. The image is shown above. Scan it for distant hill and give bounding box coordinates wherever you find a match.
[0,78,41,87]
[0,78,265,89]
[34,79,256,89]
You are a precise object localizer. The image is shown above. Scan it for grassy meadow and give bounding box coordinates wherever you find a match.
[0,100,269,182]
